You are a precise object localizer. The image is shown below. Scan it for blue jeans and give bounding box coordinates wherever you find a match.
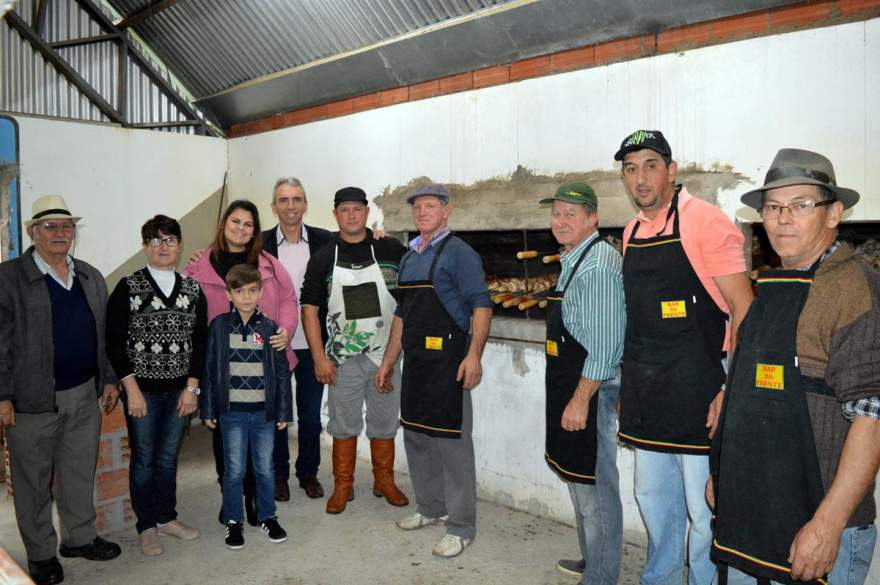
[725,524,877,585]
[293,349,324,481]
[634,449,715,585]
[124,390,189,534]
[567,376,622,585]
[220,410,277,523]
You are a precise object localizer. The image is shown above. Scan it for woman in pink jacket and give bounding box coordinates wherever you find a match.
[184,199,298,525]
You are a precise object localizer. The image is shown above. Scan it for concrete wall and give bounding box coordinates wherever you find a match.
[11,114,227,276]
[227,18,880,577]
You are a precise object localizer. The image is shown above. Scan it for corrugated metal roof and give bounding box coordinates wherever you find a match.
[104,0,510,98]
[1,0,212,133]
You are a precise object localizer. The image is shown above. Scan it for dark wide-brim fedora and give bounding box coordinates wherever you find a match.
[741,148,860,210]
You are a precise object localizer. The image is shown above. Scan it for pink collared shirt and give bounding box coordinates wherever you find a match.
[623,187,746,351]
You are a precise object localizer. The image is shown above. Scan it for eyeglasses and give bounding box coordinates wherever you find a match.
[758,200,834,219]
[38,221,76,233]
[146,236,180,248]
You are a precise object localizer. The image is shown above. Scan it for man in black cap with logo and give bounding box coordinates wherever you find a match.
[300,187,408,516]
[614,130,754,585]
[710,148,880,585]
[375,183,492,559]
[540,183,625,585]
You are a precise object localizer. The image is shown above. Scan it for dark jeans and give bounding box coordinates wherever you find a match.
[123,390,188,534]
[212,424,255,498]
[293,349,324,480]
[220,410,276,523]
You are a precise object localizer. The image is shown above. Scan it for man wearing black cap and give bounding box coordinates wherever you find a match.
[710,149,880,585]
[614,130,754,585]
[300,187,409,515]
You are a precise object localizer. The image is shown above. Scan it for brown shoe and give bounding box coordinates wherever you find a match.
[370,438,409,507]
[326,437,357,514]
[275,479,291,502]
[298,477,324,499]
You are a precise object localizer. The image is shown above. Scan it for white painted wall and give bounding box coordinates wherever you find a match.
[12,114,226,275]
[229,18,880,577]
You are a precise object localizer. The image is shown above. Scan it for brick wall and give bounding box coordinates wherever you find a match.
[93,407,133,535]
[227,0,880,138]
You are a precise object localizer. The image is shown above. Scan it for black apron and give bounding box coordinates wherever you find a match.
[620,189,726,454]
[544,236,602,484]
[711,264,827,585]
[397,235,468,439]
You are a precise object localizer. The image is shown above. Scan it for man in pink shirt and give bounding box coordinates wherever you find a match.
[615,130,753,585]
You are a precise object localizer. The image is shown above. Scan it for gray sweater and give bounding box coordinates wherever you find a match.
[0,247,117,413]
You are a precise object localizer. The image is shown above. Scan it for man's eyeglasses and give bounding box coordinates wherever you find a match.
[758,200,834,219]
[38,221,76,233]
[146,236,180,248]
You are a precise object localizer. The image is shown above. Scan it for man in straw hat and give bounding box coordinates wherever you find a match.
[710,149,880,585]
[0,195,121,584]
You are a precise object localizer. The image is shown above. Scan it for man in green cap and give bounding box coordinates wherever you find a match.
[539,182,625,584]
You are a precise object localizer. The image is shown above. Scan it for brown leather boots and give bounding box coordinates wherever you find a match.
[325,437,409,514]
[326,437,357,514]
[370,438,409,507]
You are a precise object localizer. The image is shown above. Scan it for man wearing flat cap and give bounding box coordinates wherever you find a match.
[300,187,409,515]
[540,183,625,584]
[376,183,492,558]
[0,195,121,585]
[710,149,880,585]
[614,130,754,585]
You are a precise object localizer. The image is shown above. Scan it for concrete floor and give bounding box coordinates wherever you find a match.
[0,426,647,585]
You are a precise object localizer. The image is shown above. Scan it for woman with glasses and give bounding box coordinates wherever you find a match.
[105,214,208,557]
[183,200,298,526]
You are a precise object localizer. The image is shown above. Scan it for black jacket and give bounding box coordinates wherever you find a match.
[200,311,293,423]
[261,224,334,260]
[262,223,334,344]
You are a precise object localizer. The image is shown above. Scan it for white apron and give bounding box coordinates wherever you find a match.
[325,244,397,367]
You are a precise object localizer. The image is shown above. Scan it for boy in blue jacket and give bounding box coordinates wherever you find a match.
[200,263,293,550]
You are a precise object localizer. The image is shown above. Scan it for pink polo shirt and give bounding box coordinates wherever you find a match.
[622,187,746,351]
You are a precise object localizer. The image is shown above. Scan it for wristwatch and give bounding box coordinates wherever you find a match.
[185,385,201,396]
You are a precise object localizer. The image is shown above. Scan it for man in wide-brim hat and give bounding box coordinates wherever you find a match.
[710,149,880,585]
[0,195,122,585]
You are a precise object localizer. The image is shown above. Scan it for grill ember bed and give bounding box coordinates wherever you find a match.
[411,229,623,322]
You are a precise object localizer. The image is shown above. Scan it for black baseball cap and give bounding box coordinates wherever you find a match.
[334,186,368,207]
[614,130,672,161]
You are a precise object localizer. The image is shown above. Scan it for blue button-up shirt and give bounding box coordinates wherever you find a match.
[397,230,491,333]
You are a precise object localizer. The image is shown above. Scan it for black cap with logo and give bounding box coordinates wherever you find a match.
[614,130,672,161]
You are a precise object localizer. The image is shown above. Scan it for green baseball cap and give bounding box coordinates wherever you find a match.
[539,182,598,209]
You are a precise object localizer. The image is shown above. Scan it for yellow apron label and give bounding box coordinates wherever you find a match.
[755,363,784,390]
[546,340,558,357]
[661,300,687,319]
[425,336,443,350]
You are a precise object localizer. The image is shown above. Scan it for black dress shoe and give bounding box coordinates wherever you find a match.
[28,557,64,585]
[275,479,291,502]
[299,477,325,499]
[59,537,121,561]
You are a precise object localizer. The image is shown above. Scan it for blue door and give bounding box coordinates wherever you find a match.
[0,115,21,259]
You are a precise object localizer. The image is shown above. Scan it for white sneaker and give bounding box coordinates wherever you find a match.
[432,534,472,558]
[396,512,449,531]
[157,519,200,541]
[139,528,163,556]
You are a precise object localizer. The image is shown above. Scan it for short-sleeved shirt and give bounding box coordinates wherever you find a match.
[623,186,746,350]
[395,231,492,333]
